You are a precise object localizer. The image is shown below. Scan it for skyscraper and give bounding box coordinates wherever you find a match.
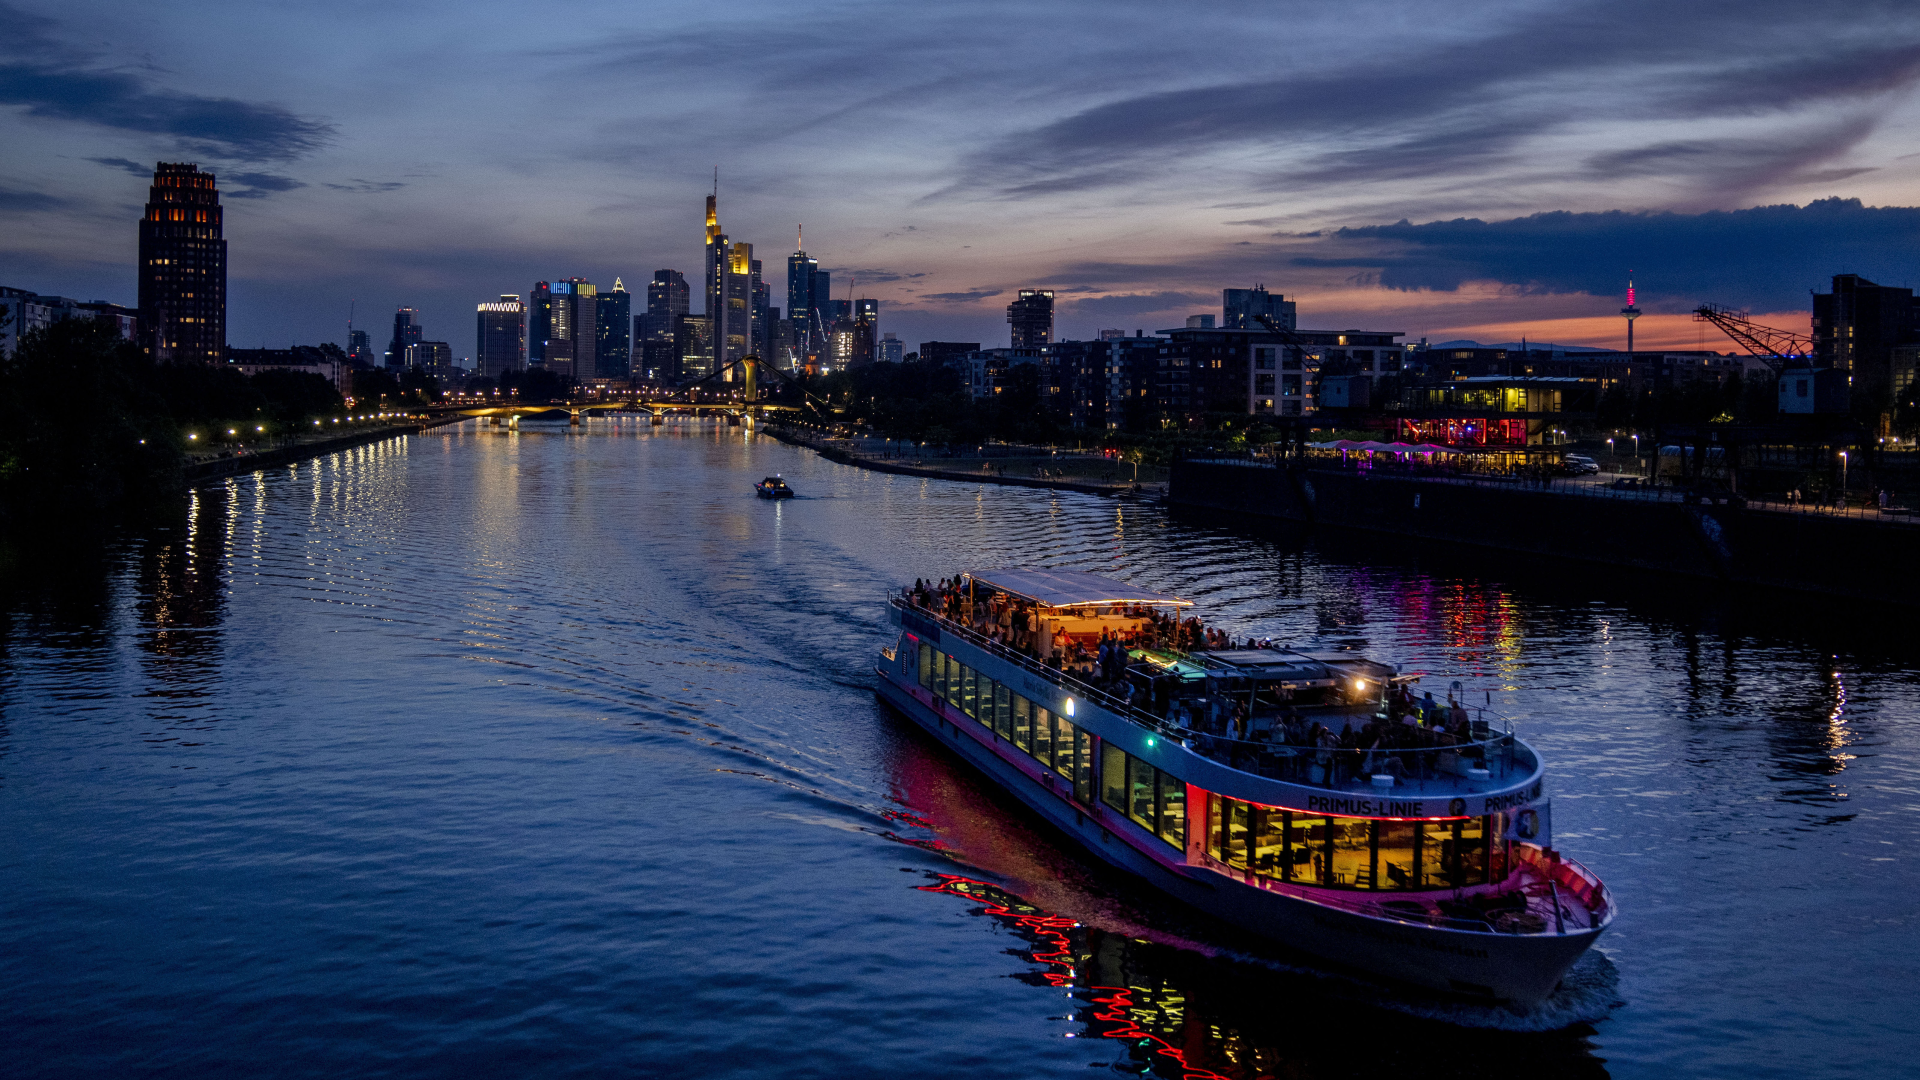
[879,333,902,363]
[138,162,226,363]
[787,234,817,368]
[1008,290,1054,348]
[387,307,421,369]
[851,298,879,365]
[529,282,554,369]
[596,278,631,380]
[750,260,770,359]
[476,294,526,378]
[562,278,597,380]
[640,269,689,380]
[347,328,373,366]
[1222,285,1296,330]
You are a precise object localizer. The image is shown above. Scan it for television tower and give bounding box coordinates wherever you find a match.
[1621,272,1641,356]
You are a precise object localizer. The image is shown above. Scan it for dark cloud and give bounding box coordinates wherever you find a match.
[825,267,927,283]
[324,180,404,193]
[224,171,306,199]
[1057,291,1211,318]
[957,0,1920,200]
[88,156,152,176]
[1292,198,1920,310]
[921,289,1003,302]
[0,186,65,211]
[0,6,333,161]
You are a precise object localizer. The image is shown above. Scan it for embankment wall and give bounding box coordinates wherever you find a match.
[1171,461,1918,607]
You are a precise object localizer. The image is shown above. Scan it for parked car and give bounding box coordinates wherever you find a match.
[1563,454,1601,474]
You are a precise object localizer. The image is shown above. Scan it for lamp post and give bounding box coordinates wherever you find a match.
[1840,450,1848,506]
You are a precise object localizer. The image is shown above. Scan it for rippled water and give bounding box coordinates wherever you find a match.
[2,419,1914,1079]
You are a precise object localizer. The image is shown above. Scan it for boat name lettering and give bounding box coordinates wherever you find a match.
[1306,796,1427,817]
[1481,781,1544,813]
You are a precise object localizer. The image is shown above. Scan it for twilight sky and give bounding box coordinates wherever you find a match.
[6,0,1920,355]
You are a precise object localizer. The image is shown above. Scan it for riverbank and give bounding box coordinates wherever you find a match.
[184,415,468,484]
[1171,458,1920,607]
[764,423,1165,498]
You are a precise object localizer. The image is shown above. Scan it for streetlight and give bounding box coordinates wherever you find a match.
[1840,450,1848,503]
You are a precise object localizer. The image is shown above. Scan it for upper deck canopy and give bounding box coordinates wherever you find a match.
[966,568,1192,609]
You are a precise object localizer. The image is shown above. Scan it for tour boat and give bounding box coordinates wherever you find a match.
[876,568,1612,1004]
[755,475,795,499]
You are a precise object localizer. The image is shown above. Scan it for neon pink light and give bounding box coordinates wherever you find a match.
[1626,281,1636,306]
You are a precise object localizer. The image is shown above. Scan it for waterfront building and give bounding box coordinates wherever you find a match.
[386,307,421,369]
[1223,285,1296,331]
[225,345,350,395]
[919,341,980,368]
[0,288,137,358]
[597,278,631,380]
[476,294,525,379]
[1008,290,1054,348]
[1157,325,1404,418]
[1813,273,1920,427]
[137,162,226,364]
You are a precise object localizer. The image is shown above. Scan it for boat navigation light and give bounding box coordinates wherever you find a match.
[1064,698,1075,717]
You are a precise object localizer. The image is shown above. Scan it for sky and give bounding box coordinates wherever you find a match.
[5,0,1920,356]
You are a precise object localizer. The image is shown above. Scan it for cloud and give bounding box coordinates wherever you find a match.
[0,186,64,211]
[224,171,306,199]
[921,289,1003,302]
[324,180,405,193]
[0,6,333,161]
[88,156,152,176]
[826,267,927,283]
[1289,197,1920,310]
[951,0,1920,200]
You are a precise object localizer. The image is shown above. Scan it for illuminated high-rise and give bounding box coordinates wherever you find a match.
[596,278,631,380]
[476,294,525,378]
[386,307,421,369]
[1008,290,1054,348]
[137,162,226,363]
[787,230,818,368]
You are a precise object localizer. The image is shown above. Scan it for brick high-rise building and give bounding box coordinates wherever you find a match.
[138,162,227,363]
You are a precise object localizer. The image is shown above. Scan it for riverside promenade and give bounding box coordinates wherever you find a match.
[1171,457,1920,607]
[765,423,1165,498]
[184,415,467,484]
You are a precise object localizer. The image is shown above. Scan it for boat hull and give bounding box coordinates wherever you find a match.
[876,673,1604,1004]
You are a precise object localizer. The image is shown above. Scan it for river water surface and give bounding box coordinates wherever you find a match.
[3,420,1915,1079]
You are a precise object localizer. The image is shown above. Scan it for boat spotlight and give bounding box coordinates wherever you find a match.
[1064,699,1075,717]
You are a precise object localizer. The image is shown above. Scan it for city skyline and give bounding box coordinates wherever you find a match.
[6,1,1920,354]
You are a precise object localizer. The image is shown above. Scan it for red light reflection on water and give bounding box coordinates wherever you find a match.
[917,874,1239,1080]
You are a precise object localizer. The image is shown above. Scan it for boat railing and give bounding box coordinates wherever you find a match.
[891,595,1535,793]
[1169,727,1524,791]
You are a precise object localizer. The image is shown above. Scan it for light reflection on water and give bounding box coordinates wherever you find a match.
[0,418,1913,1080]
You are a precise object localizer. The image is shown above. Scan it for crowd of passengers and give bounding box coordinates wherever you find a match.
[907,576,1247,679]
[1184,685,1487,782]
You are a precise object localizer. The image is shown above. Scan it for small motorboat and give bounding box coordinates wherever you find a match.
[755,475,795,499]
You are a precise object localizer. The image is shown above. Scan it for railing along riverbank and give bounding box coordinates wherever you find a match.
[767,422,1162,497]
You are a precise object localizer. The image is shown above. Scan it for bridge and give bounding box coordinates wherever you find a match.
[427,354,830,427]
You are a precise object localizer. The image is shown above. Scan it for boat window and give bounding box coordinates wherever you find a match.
[1050,714,1074,779]
[1015,701,1035,754]
[1157,771,1186,848]
[1285,814,1326,884]
[960,665,977,719]
[993,684,1010,735]
[1101,743,1127,814]
[1005,693,1024,741]
[1376,820,1417,890]
[1031,706,1051,764]
[1207,795,1502,891]
[918,644,932,690]
[942,654,957,702]
[1127,754,1156,830]
[1329,817,1372,888]
[1250,803,1282,875]
[1072,728,1093,804]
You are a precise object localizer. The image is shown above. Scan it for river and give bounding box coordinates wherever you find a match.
[2,418,1914,1079]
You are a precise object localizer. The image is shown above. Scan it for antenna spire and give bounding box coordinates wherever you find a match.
[797,223,803,251]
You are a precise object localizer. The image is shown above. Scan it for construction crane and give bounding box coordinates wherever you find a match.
[1692,304,1814,375]
[1250,313,1325,368]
